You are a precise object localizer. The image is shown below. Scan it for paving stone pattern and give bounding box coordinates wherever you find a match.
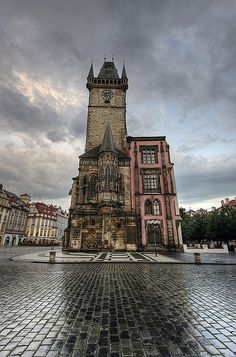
[0,261,235,356]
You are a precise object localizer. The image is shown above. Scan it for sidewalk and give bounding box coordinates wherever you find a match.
[10,248,236,264]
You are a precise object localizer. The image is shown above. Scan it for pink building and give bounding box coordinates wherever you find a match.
[128,136,182,249]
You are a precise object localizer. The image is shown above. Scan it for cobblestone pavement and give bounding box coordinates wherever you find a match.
[0,252,236,357]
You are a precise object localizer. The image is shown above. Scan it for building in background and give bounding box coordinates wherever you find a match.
[64,59,182,251]
[25,202,57,245]
[0,185,11,245]
[220,198,236,210]
[0,185,68,246]
[25,202,68,245]
[0,185,29,246]
[56,207,69,240]
[4,191,29,246]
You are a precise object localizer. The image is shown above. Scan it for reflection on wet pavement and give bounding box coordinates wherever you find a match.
[0,259,235,356]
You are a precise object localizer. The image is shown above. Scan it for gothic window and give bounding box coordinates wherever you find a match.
[105,166,110,191]
[88,175,97,200]
[141,146,157,164]
[153,200,161,215]
[118,175,124,195]
[110,167,116,191]
[143,171,161,193]
[145,200,152,215]
[82,176,87,200]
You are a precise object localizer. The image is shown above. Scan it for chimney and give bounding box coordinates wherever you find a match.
[226,198,229,204]
[221,200,224,206]
[0,184,3,191]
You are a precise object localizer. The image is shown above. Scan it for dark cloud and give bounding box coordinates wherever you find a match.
[174,153,236,203]
[0,143,78,200]
[0,0,235,208]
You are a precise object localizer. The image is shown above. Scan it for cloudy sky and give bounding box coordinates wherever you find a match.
[0,0,235,210]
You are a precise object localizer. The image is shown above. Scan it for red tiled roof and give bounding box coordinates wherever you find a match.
[33,202,57,215]
[227,199,236,208]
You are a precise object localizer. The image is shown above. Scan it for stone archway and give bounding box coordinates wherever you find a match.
[4,236,11,246]
[12,237,17,246]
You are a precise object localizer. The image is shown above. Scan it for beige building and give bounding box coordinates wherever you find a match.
[25,202,67,245]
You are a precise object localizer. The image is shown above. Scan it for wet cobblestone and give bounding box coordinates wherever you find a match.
[0,255,235,356]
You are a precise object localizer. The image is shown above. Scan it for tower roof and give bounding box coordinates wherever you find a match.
[98,61,119,79]
[99,123,117,154]
[87,62,94,78]
[121,64,127,79]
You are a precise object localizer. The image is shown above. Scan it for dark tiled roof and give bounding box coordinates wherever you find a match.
[98,61,119,79]
[80,145,129,160]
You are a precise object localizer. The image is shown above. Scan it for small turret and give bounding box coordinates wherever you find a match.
[86,62,94,90]
[99,123,117,155]
[121,62,128,90]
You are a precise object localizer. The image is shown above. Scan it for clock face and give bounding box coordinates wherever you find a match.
[101,89,114,101]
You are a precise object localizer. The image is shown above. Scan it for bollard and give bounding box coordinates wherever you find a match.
[194,252,201,264]
[49,251,56,263]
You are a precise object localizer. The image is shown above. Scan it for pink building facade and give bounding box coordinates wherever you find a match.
[128,137,182,249]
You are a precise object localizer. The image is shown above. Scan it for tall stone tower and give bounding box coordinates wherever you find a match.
[86,60,128,151]
[64,60,138,251]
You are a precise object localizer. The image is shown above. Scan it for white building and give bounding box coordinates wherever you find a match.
[56,207,68,241]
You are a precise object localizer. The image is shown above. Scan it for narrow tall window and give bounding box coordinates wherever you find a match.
[153,200,160,215]
[105,166,110,191]
[88,175,97,200]
[118,175,124,195]
[82,176,87,202]
[145,200,152,215]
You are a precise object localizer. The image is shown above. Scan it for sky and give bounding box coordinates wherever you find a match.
[0,0,235,211]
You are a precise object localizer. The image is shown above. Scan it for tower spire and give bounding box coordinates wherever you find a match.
[87,61,94,78]
[121,61,127,79]
[99,123,117,154]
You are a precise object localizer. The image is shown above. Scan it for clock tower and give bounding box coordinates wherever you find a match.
[64,59,138,252]
[63,59,182,252]
[86,60,128,152]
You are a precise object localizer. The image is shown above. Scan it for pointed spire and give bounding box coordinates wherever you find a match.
[87,61,94,78]
[99,123,117,154]
[121,61,127,79]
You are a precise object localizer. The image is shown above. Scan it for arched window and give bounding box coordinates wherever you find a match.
[145,200,152,215]
[88,175,97,200]
[153,200,161,215]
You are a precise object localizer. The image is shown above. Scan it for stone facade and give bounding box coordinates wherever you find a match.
[64,60,182,251]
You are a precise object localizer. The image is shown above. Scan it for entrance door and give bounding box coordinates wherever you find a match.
[146,222,162,245]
